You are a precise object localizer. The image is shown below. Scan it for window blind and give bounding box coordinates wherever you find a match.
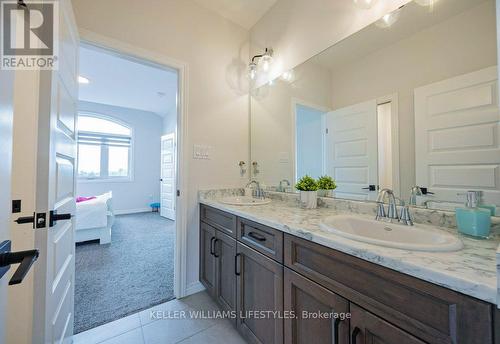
[78,132,131,147]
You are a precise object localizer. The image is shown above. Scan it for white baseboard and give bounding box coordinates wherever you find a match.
[114,207,151,215]
[185,281,205,296]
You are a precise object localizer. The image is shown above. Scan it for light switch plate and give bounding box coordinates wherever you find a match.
[193,144,211,160]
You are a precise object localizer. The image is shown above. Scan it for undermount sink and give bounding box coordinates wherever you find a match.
[220,196,271,206]
[319,215,463,252]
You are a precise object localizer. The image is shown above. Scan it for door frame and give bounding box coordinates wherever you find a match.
[79,29,190,298]
[291,97,331,183]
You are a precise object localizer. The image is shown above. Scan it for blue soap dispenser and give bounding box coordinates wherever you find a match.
[455,191,491,239]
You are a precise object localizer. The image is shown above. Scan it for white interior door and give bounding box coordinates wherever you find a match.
[161,133,176,220]
[325,100,378,200]
[32,1,79,343]
[0,51,15,344]
[415,66,500,206]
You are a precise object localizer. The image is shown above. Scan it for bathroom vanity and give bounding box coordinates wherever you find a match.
[199,195,500,344]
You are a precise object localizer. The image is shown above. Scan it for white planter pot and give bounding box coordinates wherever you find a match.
[299,191,317,209]
[318,189,335,198]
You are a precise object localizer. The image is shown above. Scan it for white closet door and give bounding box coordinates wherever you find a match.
[325,99,378,200]
[415,66,500,206]
[160,133,176,220]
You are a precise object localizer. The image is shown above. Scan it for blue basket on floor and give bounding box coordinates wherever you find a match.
[150,202,160,212]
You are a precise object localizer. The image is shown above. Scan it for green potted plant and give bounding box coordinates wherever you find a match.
[317,175,337,197]
[295,175,318,209]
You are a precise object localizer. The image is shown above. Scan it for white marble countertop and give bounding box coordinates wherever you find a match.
[200,195,499,305]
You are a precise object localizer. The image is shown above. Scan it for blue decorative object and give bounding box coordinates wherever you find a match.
[150,202,160,212]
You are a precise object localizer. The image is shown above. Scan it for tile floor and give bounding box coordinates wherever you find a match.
[73,291,246,344]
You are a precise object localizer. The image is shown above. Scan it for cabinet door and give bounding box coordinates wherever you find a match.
[200,222,216,297]
[215,230,237,321]
[284,268,349,344]
[236,243,283,344]
[350,304,426,344]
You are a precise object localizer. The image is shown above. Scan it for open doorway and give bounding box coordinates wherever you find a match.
[74,43,179,333]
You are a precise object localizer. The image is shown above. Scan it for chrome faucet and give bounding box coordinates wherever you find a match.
[375,188,413,225]
[409,186,423,206]
[245,180,265,199]
[278,179,290,192]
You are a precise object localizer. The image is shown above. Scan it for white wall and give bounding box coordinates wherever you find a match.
[77,101,163,213]
[249,0,411,86]
[329,1,497,199]
[72,0,250,293]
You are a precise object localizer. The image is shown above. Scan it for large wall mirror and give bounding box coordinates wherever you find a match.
[250,0,499,214]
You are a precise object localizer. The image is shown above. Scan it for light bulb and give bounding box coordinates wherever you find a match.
[280,70,293,82]
[248,63,257,80]
[260,48,273,72]
[261,59,270,71]
[353,0,377,10]
[375,8,401,28]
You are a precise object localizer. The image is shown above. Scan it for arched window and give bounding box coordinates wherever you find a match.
[77,114,132,180]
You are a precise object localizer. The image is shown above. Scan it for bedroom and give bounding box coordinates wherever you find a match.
[74,43,179,333]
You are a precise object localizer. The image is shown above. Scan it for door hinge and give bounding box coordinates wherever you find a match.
[177,190,181,197]
[325,128,329,134]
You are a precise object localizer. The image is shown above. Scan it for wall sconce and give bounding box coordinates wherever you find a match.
[248,48,274,80]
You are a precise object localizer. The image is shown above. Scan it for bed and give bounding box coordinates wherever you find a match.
[75,192,114,244]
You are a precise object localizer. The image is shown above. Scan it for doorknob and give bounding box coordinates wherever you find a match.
[14,212,47,229]
[49,210,72,227]
[0,240,39,285]
[362,185,377,191]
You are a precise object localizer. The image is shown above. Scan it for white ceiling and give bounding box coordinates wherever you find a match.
[78,45,178,117]
[192,0,278,29]
[312,0,489,72]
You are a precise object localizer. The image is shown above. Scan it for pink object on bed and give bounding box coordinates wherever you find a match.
[76,196,96,203]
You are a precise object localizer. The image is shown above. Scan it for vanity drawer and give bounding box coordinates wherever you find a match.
[284,233,493,344]
[200,204,237,238]
[237,217,283,263]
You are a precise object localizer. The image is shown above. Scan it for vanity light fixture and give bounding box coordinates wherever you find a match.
[375,6,403,28]
[248,48,274,80]
[353,0,377,10]
[78,75,90,84]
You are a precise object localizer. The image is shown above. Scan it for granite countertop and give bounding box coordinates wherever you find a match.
[199,191,499,305]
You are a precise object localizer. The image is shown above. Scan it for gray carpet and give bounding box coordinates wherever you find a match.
[74,212,175,334]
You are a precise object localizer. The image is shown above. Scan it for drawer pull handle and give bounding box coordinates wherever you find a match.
[248,232,266,242]
[209,236,215,256]
[332,318,341,344]
[351,327,360,344]
[213,239,220,258]
[235,253,241,276]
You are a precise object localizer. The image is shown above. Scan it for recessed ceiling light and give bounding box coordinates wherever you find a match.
[78,76,90,84]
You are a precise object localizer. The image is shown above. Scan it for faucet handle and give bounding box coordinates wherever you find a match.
[375,202,386,220]
[399,206,413,226]
[387,203,399,220]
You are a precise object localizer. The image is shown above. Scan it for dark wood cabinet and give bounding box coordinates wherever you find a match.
[350,304,426,344]
[284,268,349,344]
[236,242,283,344]
[199,222,216,297]
[200,205,497,344]
[214,230,237,320]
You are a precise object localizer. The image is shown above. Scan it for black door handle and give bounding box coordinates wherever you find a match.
[0,243,39,285]
[49,210,72,227]
[14,216,34,224]
[209,237,215,256]
[234,253,241,276]
[248,232,266,242]
[362,185,376,191]
[332,318,341,344]
[351,327,361,344]
[213,239,219,258]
